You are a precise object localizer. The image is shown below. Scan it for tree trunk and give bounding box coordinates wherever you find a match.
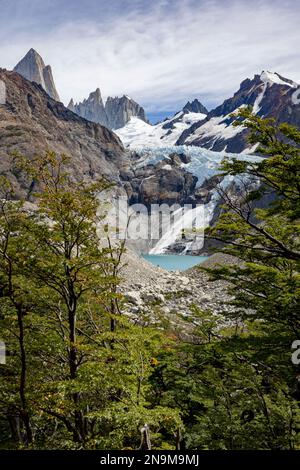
[17,306,33,445]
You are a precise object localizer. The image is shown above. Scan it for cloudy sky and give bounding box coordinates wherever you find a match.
[0,0,299,120]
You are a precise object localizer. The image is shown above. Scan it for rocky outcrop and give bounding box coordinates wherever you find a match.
[177,71,300,152]
[0,69,128,197]
[138,166,197,207]
[14,49,60,101]
[68,92,147,130]
[124,151,198,207]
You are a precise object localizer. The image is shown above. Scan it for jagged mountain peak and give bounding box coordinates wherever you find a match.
[14,48,60,101]
[90,87,102,98]
[183,99,208,115]
[85,88,103,104]
[67,98,75,112]
[69,89,147,130]
[70,87,107,126]
[105,95,147,129]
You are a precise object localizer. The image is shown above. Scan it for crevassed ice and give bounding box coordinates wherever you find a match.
[133,144,260,187]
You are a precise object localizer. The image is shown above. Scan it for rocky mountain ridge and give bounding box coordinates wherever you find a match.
[176,71,300,152]
[13,49,148,130]
[0,68,128,197]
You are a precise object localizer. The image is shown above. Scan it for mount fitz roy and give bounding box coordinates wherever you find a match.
[14,49,60,101]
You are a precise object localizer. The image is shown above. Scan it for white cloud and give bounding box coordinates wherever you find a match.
[1,0,300,112]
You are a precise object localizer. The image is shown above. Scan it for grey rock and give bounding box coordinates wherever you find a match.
[142,292,165,303]
[125,291,143,305]
[68,92,148,130]
[105,95,147,129]
[138,166,198,207]
[68,88,108,127]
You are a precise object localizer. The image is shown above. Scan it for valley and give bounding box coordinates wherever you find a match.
[0,38,299,451]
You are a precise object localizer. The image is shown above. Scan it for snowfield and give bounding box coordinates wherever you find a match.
[260,71,298,88]
[115,111,206,148]
[184,112,245,147]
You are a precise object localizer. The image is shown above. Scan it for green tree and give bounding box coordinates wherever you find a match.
[0,151,181,449]
[0,176,41,447]
[149,111,300,449]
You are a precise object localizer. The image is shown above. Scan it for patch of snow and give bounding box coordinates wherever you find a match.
[161,164,172,171]
[185,111,244,145]
[241,143,260,154]
[260,71,298,88]
[253,82,267,114]
[114,117,156,147]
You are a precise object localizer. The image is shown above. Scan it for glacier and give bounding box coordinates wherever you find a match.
[132,144,261,187]
[130,145,261,254]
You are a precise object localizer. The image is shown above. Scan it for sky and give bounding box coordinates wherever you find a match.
[0,0,300,120]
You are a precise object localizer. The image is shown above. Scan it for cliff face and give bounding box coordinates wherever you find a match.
[0,69,128,197]
[105,95,147,129]
[14,49,60,101]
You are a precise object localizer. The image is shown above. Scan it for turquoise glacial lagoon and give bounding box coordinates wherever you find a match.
[142,254,209,272]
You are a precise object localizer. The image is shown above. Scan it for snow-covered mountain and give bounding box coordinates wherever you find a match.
[117,71,300,153]
[177,71,300,152]
[115,103,207,148]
